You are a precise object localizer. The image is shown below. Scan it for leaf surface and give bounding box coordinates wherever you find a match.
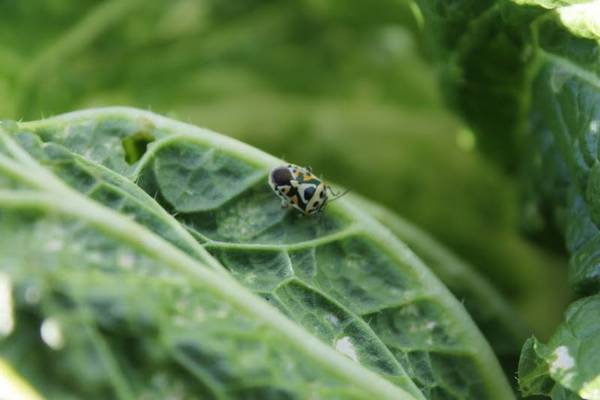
[3,107,516,399]
[0,122,413,400]
[351,195,528,357]
[518,295,600,399]
[414,0,600,398]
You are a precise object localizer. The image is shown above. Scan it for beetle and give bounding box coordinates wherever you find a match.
[268,164,347,215]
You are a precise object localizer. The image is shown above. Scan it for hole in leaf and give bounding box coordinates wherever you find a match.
[122,132,155,164]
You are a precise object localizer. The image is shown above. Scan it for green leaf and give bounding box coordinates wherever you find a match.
[350,195,528,357]
[413,0,531,169]
[414,0,600,398]
[1,1,565,342]
[519,295,600,400]
[518,338,582,400]
[0,117,413,399]
[1,107,515,399]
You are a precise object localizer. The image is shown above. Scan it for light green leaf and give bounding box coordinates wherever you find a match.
[351,194,528,356]
[0,119,413,399]
[6,107,515,399]
[0,1,563,344]
[519,295,600,400]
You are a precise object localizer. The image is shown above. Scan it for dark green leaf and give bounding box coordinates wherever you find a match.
[414,0,600,398]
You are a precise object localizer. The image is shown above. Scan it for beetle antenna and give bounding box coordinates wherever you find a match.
[328,187,350,201]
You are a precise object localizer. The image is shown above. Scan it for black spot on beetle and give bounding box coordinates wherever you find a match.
[304,186,316,200]
[271,167,293,186]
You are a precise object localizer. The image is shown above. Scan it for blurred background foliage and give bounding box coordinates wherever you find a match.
[0,0,570,343]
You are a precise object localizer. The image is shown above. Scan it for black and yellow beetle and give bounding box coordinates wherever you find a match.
[268,164,347,215]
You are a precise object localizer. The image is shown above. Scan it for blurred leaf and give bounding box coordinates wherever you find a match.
[415,0,600,398]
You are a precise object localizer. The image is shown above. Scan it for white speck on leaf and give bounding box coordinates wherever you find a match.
[0,273,14,337]
[550,346,575,372]
[25,285,41,304]
[426,321,437,330]
[118,253,135,269]
[550,346,575,375]
[45,239,63,252]
[326,314,339,326]
[41,318,65,350]
[335,336,358,362]
[194,307,205,322]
